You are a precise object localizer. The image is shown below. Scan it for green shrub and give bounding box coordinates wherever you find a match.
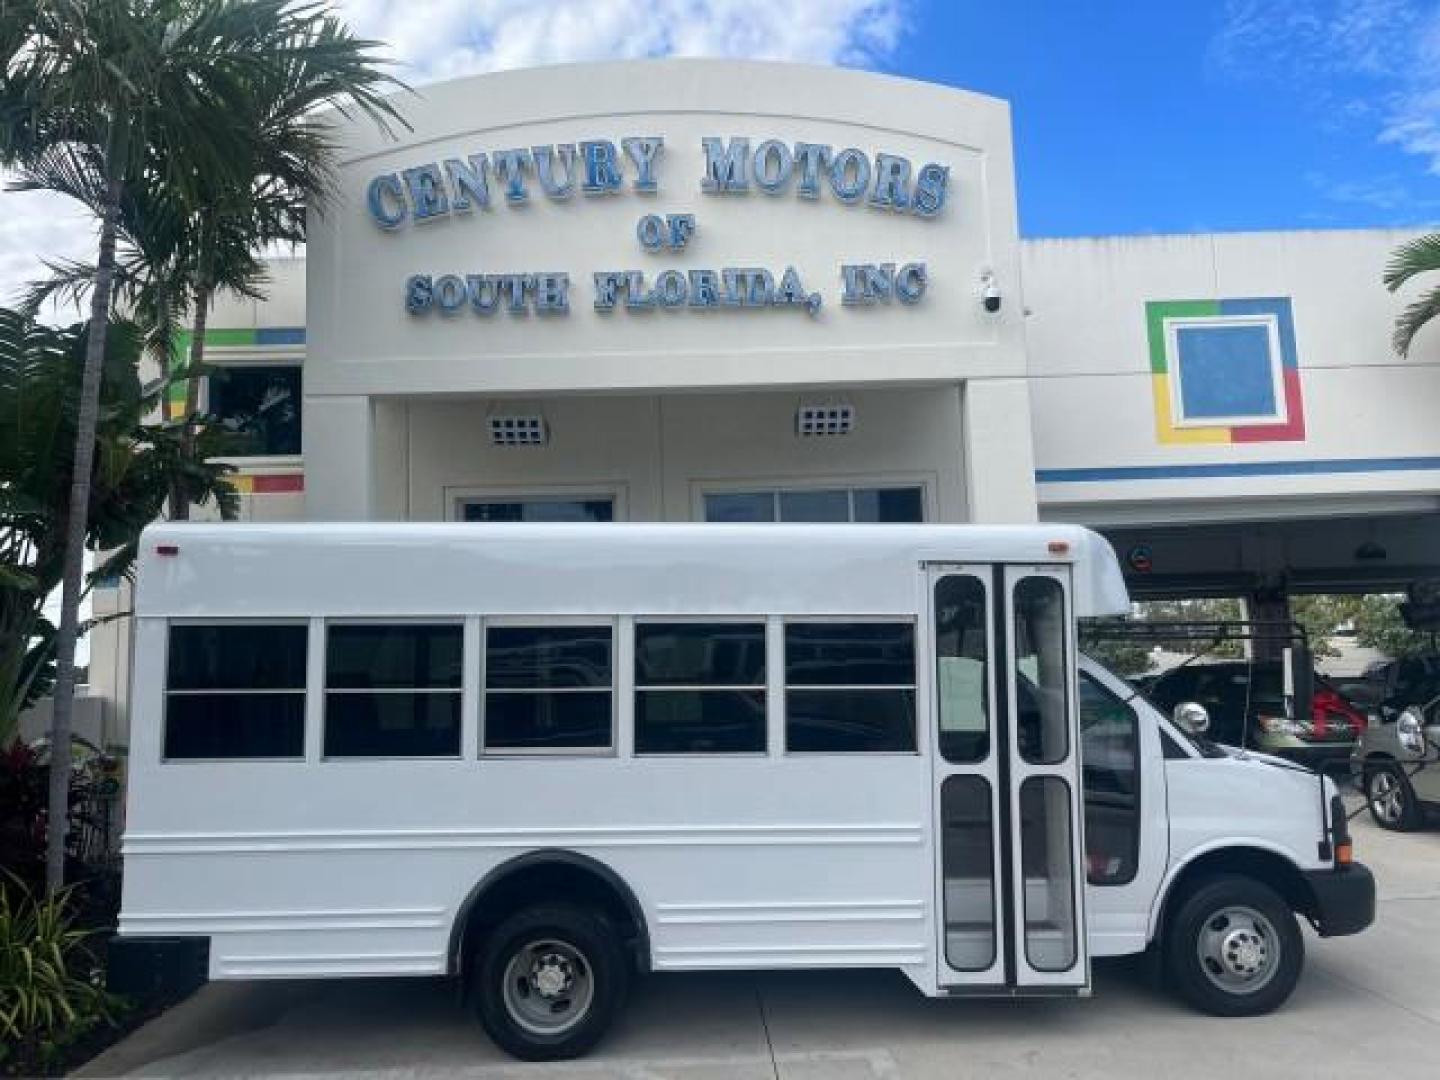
[0,877,117,1072]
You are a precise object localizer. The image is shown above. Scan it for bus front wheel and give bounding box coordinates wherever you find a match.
[1164,874,1304,1017]
[471,903,628,1061]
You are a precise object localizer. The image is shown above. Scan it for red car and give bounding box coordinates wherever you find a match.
[1138,662,1366,772]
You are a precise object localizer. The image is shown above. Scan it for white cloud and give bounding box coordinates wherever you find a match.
[337,0,907,82]
[1304,169,1440,213]
[1212,0,1440,177]
[1211,0,1423,81]
[1,1,908,309]
[0,188,97,317]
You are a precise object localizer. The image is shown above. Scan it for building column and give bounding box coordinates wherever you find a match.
[962,378,1038,523]
[1246,584,1294,663]
[303,396,376,521]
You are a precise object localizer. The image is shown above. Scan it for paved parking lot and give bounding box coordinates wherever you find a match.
[82,810,1440,1079]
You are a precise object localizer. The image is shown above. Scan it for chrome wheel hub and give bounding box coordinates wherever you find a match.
[532,954,573,998]
[1197,906,1280,994]
[1220,928,1266,978]
[1371,772,1403,823]
[501,938,594,1036]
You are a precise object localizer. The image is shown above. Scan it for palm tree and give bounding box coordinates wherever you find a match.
[14,6,404,521]
[171,14,406,517]
[0,0,398,892]
[1384,233,1440,356]
[0,308,238,743]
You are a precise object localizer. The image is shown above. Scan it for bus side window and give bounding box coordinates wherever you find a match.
[784,621,917,753]
[1012,578,1068,765]
[934,575,988,763]
[324,623,463,758]
[634,622,766,754]
[164,622,308,760]
[1078,673,1140,885]
[484,625,615,752]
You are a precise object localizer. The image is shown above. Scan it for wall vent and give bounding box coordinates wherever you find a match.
[488,415,548,446]
[796,404,854,436]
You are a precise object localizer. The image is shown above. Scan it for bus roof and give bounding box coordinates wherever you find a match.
[134,522,1131,619]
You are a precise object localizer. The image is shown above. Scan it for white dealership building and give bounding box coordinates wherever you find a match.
[80,59,1440,747]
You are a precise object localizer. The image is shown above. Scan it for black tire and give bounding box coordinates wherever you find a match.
[1164,874,1304,1017]
[470,903,628,1061]
[1365,762,1421,831]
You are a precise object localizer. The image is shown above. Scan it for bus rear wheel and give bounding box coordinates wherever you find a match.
[1164,874,1303,1017]
[471,903,628,1061]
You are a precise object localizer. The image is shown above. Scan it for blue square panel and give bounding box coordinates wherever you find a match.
[1174,324,1277,421]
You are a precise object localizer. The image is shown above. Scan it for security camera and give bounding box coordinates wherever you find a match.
[979,269,1001,313]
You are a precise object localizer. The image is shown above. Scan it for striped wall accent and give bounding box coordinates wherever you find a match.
[165,326,306,419]
[228,473,304,495]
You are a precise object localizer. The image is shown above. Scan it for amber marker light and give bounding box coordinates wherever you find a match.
[1335,840,1354,866]
[1047,540,1070,556]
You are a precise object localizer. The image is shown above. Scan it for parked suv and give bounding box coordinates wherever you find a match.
[1351,693,1440,830]
[1359,657,1440,715]
[1137,661,1365,772]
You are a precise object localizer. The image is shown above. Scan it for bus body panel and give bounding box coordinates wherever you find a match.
[131,523,1131,622]
[116,522,1346,999]
[121,749,936,981]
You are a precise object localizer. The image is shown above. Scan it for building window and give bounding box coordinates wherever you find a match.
[208,365,302,456]
[164,623,307,759]
[704,486,923,523]
[460,498,614,523]
[635,622,767,754]
[324,624,463,758]
[785,621,917,752]
[484,625,614,752]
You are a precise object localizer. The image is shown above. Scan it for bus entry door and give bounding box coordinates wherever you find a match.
[929,564,1089,993]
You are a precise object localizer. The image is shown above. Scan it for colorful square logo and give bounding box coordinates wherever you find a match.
[1146,297,1305,444]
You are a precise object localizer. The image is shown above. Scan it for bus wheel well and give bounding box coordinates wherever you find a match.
[1156,847,1319,936]
[451,851,649,977]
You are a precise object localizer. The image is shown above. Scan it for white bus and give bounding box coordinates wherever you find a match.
[109,522,1374,1060]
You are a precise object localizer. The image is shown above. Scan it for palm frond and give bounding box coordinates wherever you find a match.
[1384,232,1440,292]
[1392,282,1440,357]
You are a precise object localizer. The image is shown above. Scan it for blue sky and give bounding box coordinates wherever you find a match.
[8,0,1440,299]
[884,0,1440,236]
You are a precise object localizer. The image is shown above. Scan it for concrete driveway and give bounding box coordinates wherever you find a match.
[80,811,1440,1079]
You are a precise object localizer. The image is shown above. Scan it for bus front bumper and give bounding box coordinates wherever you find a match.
[1304,863,1376,938]
[107,935,210,996]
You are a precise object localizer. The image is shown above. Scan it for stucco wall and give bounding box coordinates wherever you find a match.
[1024,230,1440,520]
[383,386,968,523]
[305,59,1025,400]
[294,59,1035,522]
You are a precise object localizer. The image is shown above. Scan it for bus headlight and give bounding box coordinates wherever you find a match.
[1398,708,1425,754]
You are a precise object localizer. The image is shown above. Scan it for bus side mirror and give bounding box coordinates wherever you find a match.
[1173,702,1211,735]
[1284,644,1314,730]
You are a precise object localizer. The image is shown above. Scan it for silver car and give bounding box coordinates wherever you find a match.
[1351,697,1440,830]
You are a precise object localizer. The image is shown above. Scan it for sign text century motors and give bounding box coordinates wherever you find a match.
[366,137,949,226]
[368,136,948,318]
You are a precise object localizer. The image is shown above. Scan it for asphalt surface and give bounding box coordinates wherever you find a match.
[79,807,1440,1079]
